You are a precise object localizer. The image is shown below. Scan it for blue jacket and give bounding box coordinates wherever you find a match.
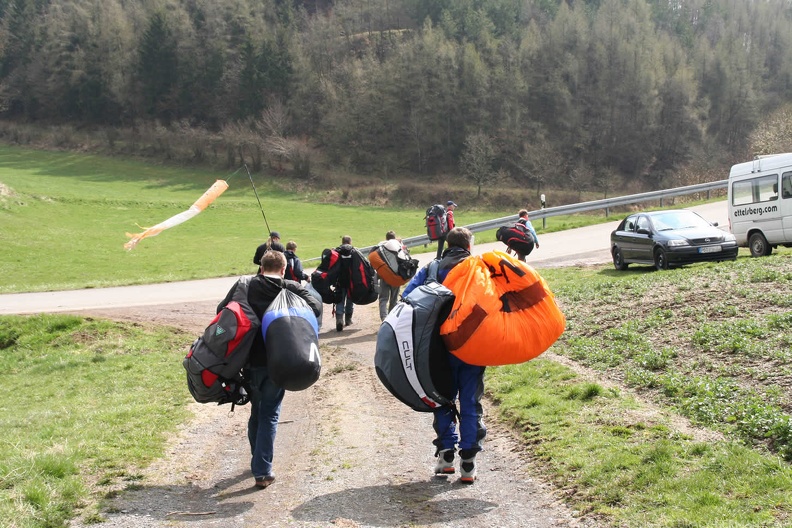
[402,246,471,298]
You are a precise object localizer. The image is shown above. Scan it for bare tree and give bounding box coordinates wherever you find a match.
[460,131,496,197]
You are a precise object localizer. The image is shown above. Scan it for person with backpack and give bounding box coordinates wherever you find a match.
[217,250,322,490]
[435,201,457,259]
[401,227,486,484]
[253,231,285,265]
[512,209,540,261]
[284,241,310,283]
[376,231,407,321]
[335,235,356,332]
[284,240,323,328]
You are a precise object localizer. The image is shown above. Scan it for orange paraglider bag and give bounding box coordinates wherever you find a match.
[439,250,565,366]
[368,246,407,287]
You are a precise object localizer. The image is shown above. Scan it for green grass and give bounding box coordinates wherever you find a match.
[0,144,694,294]
[0,314,193,527]
[489,359,792,527]
[485,249,792,525]
[0,145,520,293]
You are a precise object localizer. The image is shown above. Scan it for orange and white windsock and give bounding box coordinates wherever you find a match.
[124,179,229,250]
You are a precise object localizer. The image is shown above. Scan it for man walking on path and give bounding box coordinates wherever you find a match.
[335,235,356,332]
[403,227,486,484]
[435,200,457,259]
[216,250,321,489]
[512,209,540,261]
[377,231,406,321]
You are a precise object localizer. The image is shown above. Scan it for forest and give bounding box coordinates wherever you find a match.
[1,0,792,201]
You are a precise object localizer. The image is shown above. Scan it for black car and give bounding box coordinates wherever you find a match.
[610,209,739,270]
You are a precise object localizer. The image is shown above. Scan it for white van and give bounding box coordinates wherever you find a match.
[727,153,792,256]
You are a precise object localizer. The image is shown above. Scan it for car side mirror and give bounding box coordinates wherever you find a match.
[712,221,719,227]
[637,228,651,235]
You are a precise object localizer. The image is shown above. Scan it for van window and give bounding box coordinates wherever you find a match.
[783,172,792,199]
[732,174,779,206]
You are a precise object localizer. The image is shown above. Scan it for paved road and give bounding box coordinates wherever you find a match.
[0,201,728,315]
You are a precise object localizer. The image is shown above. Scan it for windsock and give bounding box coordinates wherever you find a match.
[124,180,228,250]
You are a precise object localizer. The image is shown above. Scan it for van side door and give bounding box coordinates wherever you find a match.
[782,171,792,241]
[730,173,783,244]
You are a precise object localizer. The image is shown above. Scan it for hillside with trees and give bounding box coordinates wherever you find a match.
[1,0,792,205]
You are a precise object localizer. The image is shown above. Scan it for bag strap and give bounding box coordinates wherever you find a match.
[426,260,440,284]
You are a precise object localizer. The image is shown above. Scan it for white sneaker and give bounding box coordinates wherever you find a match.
[460,457,476,483]
[434,449,455,475]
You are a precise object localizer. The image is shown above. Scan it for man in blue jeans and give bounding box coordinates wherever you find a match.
[217,250,321,489]
[402,227,486,483]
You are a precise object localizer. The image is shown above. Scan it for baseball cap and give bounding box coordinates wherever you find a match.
[446,200,457,207]
[270,231,281,239]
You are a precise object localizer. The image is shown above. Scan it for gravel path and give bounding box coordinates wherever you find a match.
[70,300,598,528]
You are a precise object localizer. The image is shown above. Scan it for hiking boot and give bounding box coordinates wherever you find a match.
[336,320,344,332]
[434,449,455,475]
[254,475,275,489]
[460,457,476,483]
[345,316,353,326]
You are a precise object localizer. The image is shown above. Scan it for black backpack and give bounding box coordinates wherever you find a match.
[425,204,448,241]
[338,244,378,305]
[183,276,258,407]
[311,245,378,305]
[375,262,456,412]
[496,223,535,256]
[310,248,344,304]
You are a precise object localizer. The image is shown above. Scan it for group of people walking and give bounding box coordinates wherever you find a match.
[215,203,542,490]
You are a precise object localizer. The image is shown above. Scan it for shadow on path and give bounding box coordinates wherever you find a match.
[291,479,498,526]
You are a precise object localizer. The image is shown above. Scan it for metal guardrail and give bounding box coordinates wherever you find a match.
[306,179,728,261]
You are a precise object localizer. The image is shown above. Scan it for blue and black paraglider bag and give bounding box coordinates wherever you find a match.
[262,288,321,391]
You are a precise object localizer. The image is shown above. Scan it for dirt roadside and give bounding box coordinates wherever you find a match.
[69,299,599,528]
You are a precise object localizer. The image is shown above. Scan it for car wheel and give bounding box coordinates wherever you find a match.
[612,247,628,270]
[749,233,771,257]
[654,247,669,270]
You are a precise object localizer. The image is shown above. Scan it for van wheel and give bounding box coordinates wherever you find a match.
[612,247,628,270]
[654,248,669,270]
[748,233,771,257]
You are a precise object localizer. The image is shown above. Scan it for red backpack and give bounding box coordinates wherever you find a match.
[425,204,448,240]
[182,276,259,407]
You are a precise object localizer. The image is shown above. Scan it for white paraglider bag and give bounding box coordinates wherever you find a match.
[262,288,321,391]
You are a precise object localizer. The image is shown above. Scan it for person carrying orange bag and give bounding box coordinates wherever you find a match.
[439,250,565,367]
[400,227,484,484]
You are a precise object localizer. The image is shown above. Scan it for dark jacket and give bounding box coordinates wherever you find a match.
[284,250,309,282]
[253,241,286,265]
[217,274,322,367]
[401,246,471,297]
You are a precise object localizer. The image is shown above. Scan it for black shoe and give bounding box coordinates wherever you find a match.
[345,317,353,326]
[336,321,343,332]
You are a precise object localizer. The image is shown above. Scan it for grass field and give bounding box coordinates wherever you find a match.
[0,144,636,294]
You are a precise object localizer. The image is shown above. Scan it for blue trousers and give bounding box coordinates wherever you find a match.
[335,289,354,320]
[432,354,487,456]
[246,365,285,479]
